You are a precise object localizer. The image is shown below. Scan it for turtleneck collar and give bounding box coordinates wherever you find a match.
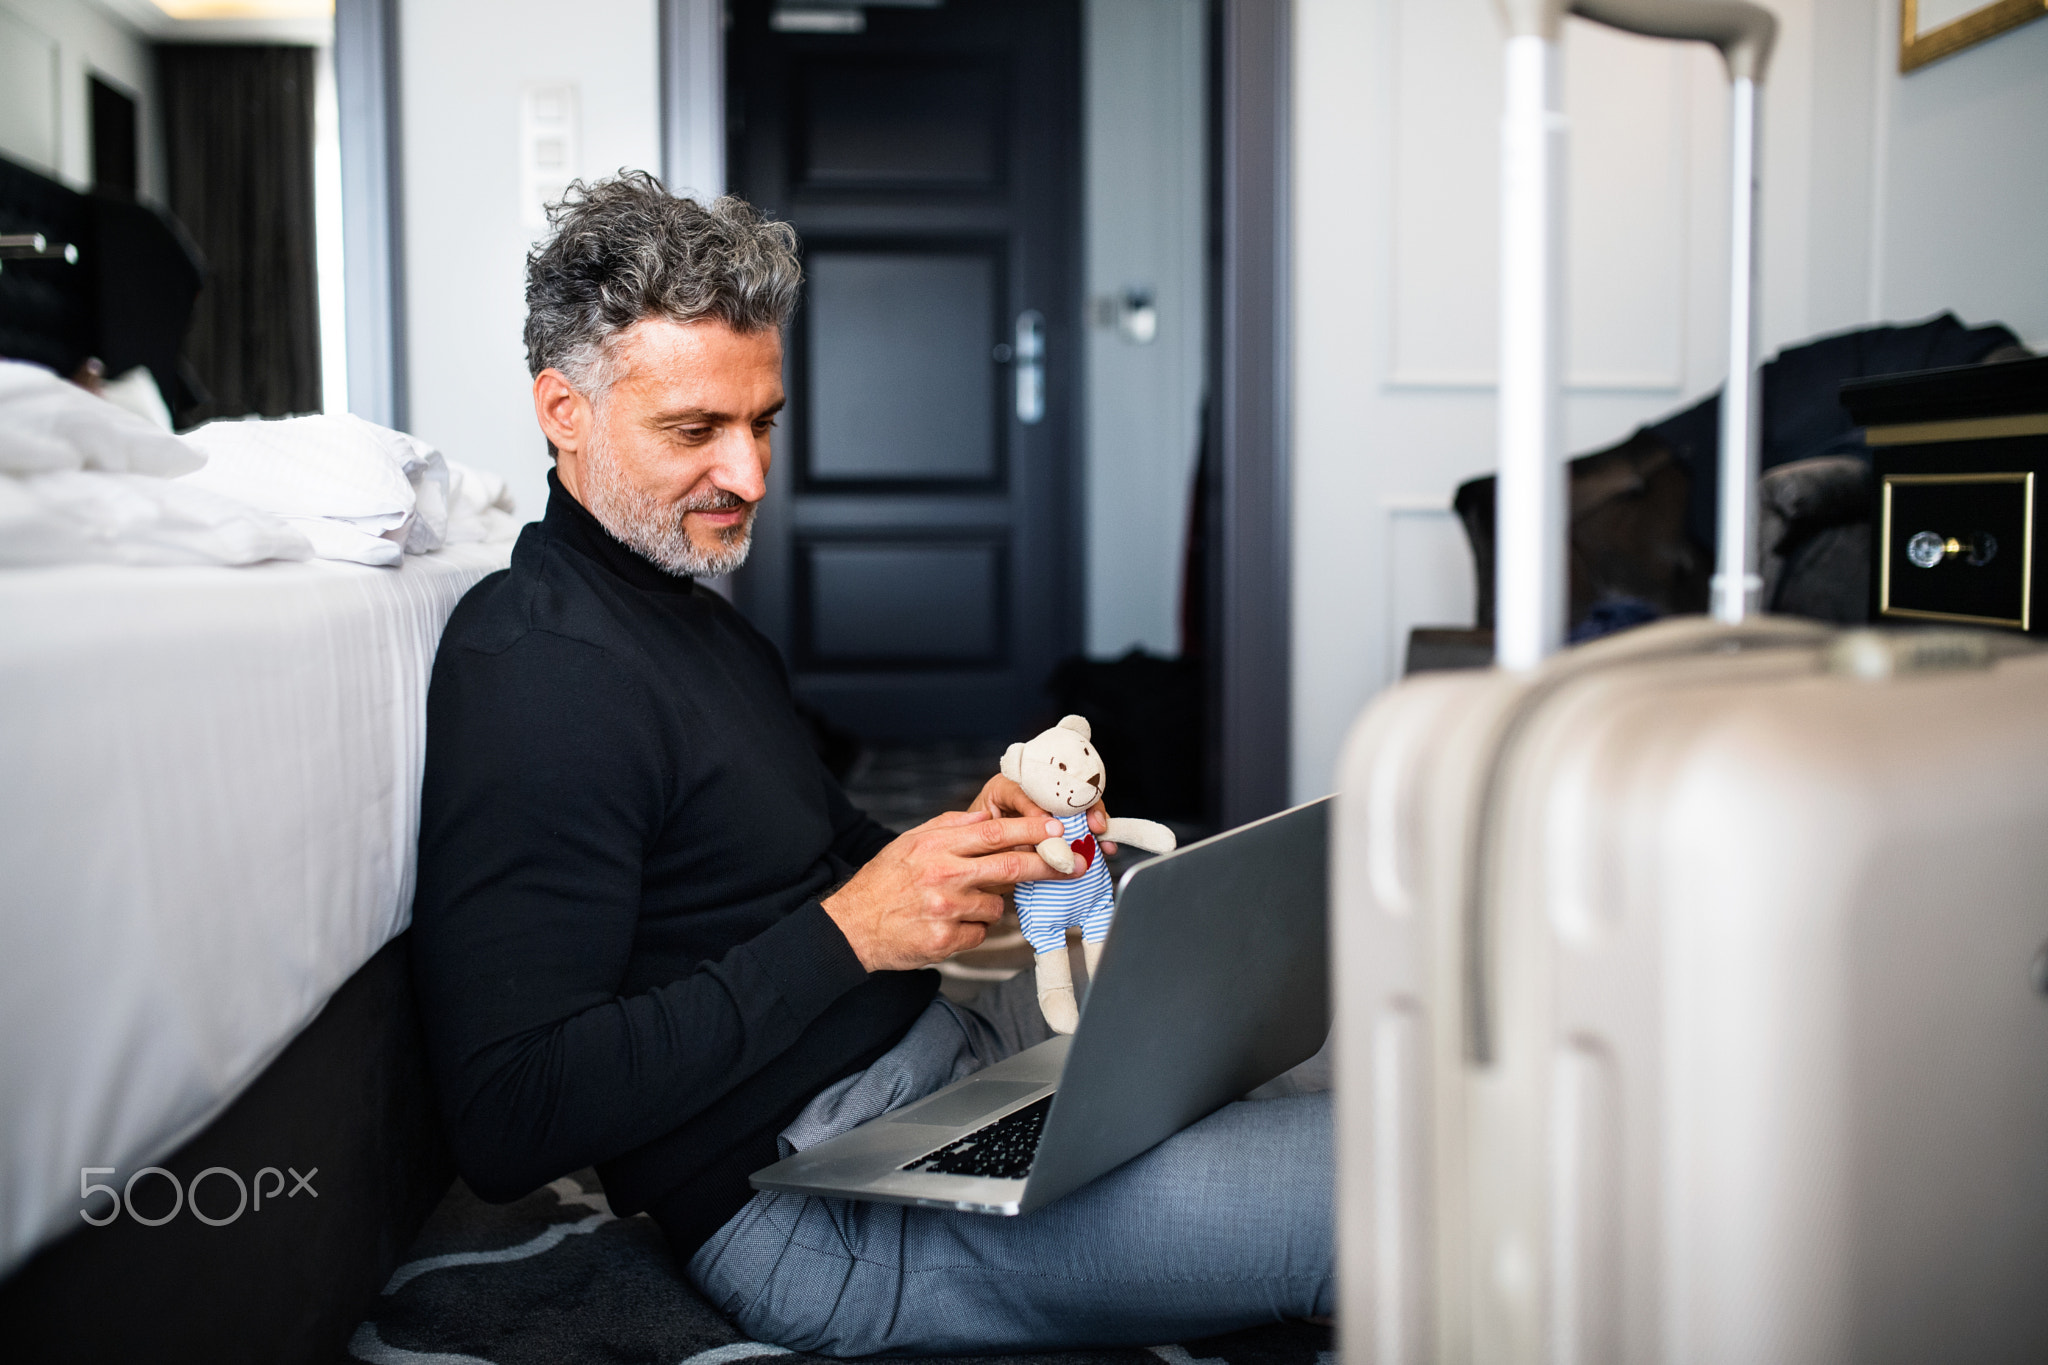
[540,468,701,596]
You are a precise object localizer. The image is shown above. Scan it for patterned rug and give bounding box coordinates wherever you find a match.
[347,1170,1334,1365]
[839,743,1007,835]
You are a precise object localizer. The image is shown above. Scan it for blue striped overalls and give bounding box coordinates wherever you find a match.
[1015,811,1115,955]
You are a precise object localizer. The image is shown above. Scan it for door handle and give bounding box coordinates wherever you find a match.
[1014,310,1045,425]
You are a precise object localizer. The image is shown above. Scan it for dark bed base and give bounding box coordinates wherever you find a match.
[0,933,454,1364]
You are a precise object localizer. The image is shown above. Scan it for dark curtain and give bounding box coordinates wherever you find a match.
[158,45,320,424]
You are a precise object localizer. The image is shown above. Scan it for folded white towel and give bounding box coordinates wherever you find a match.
[444,458,520,545]
[0,360,203,477]
[179,413,452,567]
[0,470,314,568]
[100,366,176,432]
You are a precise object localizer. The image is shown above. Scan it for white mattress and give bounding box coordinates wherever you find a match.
[0,542,514,1274]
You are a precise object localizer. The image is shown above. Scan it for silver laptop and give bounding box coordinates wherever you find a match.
[749,796,1331,1216]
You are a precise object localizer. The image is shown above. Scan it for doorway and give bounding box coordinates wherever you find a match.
[728,0,1083,743]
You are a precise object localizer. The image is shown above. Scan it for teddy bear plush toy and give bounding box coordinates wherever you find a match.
[1001,714,1178,1033]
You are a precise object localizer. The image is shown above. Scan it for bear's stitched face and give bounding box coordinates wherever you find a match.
[1017,726,1106,816]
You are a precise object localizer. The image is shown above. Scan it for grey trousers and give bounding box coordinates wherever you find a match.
[687,973,1334,1357]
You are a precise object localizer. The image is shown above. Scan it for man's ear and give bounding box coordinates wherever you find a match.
[1057,714,1091,740]
[1001,742,1024,782]
[533,368,586,459]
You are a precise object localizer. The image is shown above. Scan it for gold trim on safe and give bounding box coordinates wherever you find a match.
[1865,412,2048,446]
[1879,471,2034,630]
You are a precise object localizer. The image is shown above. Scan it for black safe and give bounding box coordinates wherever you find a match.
[1843,356,2048,635]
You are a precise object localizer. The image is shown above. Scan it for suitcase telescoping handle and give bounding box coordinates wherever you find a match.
[1568,0,1775,77]
[1492,0,1778,670]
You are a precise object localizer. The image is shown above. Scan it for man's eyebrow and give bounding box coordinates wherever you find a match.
[649,398,786,425]
[650,406,724,425]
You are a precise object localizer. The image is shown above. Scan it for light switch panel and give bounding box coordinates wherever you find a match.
[520,83,580,231]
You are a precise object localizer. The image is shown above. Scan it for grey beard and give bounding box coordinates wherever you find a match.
[580,427,756,578]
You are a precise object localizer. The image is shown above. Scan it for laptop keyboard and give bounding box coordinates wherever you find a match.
[899,1095,1052,1179]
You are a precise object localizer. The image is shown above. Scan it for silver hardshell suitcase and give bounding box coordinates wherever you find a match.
[1332,3,2048,1363]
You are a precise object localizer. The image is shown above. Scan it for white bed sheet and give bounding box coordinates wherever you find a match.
[0,542,514,1274]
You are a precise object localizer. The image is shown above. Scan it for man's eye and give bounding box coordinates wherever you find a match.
[675,426,714,443]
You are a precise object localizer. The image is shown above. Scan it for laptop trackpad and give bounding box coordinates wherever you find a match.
[894,1080,1044,1127]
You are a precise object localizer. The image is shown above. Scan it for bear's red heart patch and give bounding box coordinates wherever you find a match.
[1070,833,1097,871]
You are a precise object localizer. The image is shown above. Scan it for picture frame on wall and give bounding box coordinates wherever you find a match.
[1900,0,2047,70]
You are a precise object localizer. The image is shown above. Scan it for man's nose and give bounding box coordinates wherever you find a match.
[711,426,768,504]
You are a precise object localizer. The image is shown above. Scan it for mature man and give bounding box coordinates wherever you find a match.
[413,174,1331,1357]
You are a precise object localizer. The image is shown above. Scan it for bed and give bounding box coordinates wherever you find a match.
[0,542,513,1361]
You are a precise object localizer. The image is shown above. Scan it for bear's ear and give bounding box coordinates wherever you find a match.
[1001,742,1025,782]
[1057,714,1091,740]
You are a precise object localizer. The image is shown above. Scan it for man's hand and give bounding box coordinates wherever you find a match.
[970,773,1117,856]
[823,810,1075,972]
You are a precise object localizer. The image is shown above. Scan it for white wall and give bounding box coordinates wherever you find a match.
[399,0,661,525]
[1288,0,2048,803]
[1870,9,2048,347]
[0,0,163,201]
[1802,0,2048,347]
[1082,0,1207,659]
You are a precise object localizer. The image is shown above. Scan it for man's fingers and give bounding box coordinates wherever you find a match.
[922,808,991,830]
[1085,803,1118,854]
[972,849,1069,885]
[943,813,1064,854]
[958,892,1006,923]
[978,775,1050,823]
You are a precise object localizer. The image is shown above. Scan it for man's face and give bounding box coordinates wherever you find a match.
[539,316,784,577]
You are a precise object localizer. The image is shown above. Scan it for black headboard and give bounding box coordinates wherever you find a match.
[0,153,207,413]
[0,155,94,379]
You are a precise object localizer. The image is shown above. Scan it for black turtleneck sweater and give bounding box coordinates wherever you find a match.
[412,475,937,1254]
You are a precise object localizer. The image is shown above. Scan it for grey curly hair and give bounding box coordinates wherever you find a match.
[523,172,802,401]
